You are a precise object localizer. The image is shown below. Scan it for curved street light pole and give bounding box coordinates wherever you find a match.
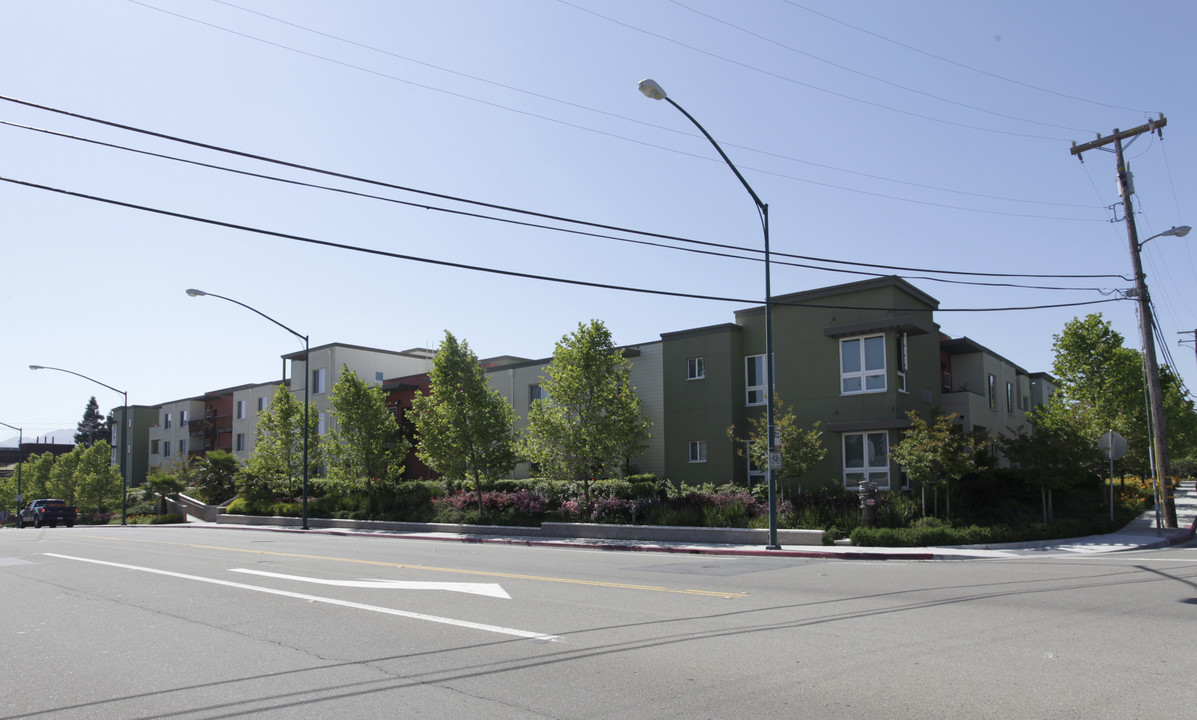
[0,420,23,512]
[28,365,129,525]
[1127,223,1190,529]
[638,79,780,549]
[186,289,310,530]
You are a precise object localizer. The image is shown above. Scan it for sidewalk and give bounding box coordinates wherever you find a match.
[184,481,1197,561]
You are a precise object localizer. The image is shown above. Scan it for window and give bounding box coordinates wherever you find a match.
[312,368,327,394]
[181,410,189,427]
[529,384,545,403]
[687,357,705,380]
[895,333,908,393]
[843,431,889,489]
[150,439,159,455]
[236,400,246,420]
[841,335,886,394]
[988,374,997,410]
[257,397,266,412]
[1006,382,1014,415]
[235,433,245,452]
[164,412,172,429]
[317,412,326,436]
[745,354,772,406]
[111,447,118,464]
[163,440,171,457]
[688,440,707,463]
[179,439,187,456]
[375,371,384,383]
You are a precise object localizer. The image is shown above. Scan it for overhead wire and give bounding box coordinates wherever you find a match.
[126,0,1106,218]
[0,174,1125,314]
[558,0,1073,142]
[668,0,1096,135]
[779,0,1153,115]
[0,95,1127,286]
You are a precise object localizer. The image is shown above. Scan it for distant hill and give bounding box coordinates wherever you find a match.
[0,429,77,448]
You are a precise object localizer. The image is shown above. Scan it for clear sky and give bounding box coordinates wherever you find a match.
[2,0,1195,442]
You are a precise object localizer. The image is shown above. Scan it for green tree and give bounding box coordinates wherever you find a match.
[192,450,240,504]
[75,442,122,515]
[74,395,112,447]
[48,447,82,506]
[999,406,1102,522]
[18,452,55,500]
[245,384,320,499]
[521,320,651,508]
[142,467,186,514]
[726,393,825,492]
[411,331,518,513]
[1049,313,1197,513]
[890,410,983,518]
[324,366,409,515]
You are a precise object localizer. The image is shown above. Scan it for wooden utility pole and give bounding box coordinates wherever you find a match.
[1071,115,1177,528]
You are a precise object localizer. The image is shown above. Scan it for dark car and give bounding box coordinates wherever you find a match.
[17,499,77,528]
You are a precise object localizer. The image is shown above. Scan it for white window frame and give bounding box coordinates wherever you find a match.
[687,357,705,380]
[164,412,172,429]
[257,396,266,412]
[988,373,997,410]
[181,410,189,427]
[235,433,245,452]
[529,384,545,404]
[841,334,887,395]
[745,354,772,406]
[317,412,327,436]
[842,431,890,490]
[688,440,707,463]
[747,441,765,487]
[236,400,246,420]
[896,332,908,394]
[1006,382,1014,415]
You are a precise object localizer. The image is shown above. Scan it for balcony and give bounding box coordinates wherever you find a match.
[189,415,233,437]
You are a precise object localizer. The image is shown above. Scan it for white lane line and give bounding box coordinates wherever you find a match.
[44,553,559,642]
[228,568,511,599]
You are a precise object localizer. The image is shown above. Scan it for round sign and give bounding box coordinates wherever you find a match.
[1097,430,1127,460]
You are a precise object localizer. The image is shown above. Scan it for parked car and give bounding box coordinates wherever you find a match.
[18,499,77,528]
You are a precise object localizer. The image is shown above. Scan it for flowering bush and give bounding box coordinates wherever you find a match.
[558,495,635,524]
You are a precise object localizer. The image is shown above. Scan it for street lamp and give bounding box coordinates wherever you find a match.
[29,365,129,525]
[1139,225,1191,248]
[0,420,23,515]
[1128,223,1190,529]
[638,78,780,549]
[186,289,311,530]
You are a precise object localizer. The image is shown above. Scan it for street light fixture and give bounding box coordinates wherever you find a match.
[0,420,23,515]
[1139,225,1191,249]
[638,78,780,550]
[186,289,311,530]
[28,365,129,525]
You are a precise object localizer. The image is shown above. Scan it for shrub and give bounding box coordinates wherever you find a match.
[150,513,186,524]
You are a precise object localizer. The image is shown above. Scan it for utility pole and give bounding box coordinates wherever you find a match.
[1071,115,1177,528]
[1179,330,1197,370]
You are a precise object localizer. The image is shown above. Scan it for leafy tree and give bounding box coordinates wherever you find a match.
[411,331,518,513]
[48,447,82,506]
[75,443,122,515]
[521,320,651,508]
[890,410,983,518]
[74,396,112,447]
[324,366,409,515]
[245,384,320,499]
[192,450,240,504]
[998,406,1102,522]
[17,452,55,501]
[726,393,825,492]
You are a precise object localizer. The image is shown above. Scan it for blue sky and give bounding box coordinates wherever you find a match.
[2,0,1195,439]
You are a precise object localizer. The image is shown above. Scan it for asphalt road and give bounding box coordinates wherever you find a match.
[3,526,1196,719]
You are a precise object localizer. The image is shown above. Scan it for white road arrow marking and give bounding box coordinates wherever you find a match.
[44,554,558,641]
[229,568,511,599]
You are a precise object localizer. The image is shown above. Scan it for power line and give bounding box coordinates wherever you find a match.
[0,174,1125,314]
[669,0,1097,135]
[780,0,1153,115]
[559,0,1074,142]
[126,0,1106,216]
[0,95,1125,285]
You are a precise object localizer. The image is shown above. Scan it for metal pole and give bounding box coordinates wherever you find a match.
[640,81,780,549]
[121,392,129,525]
[302,336,309,530]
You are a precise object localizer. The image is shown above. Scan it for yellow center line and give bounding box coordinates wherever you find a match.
[81,535,748,599]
